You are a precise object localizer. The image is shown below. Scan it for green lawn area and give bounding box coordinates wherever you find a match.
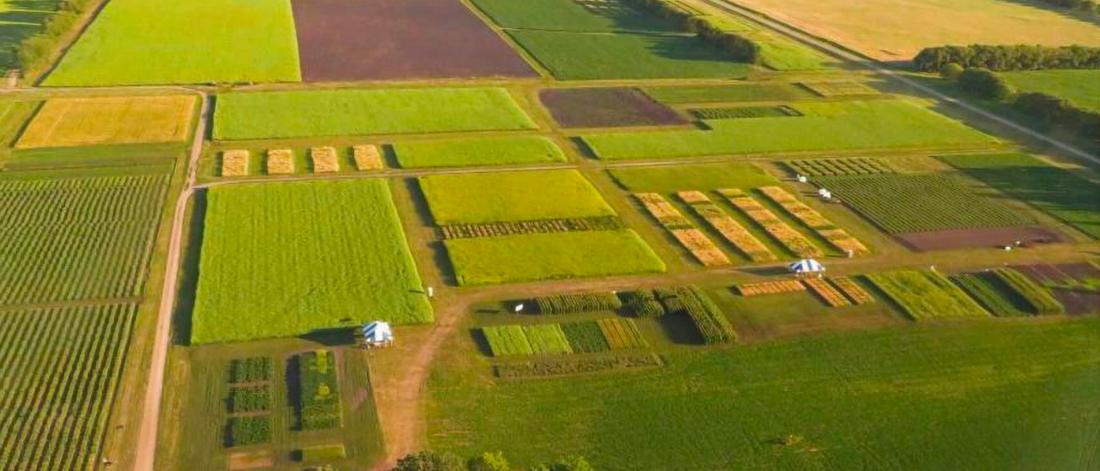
[190,180,432,344]
[1000,70,1100,112]
[642,83,817,104]
[418,170,616,224]
[938,153,1100,239]
[393,136,566,168]
[444,230,666,285]
[213,88,535,140]
[470,0,674,32]
[508,30,754,80]
[583,100,997,159]
[44,0,300,86]
[608,162,777,193]
[426,318,1100,469]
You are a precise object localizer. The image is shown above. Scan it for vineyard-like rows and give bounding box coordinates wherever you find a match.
[0,174,168,305]
[678,191,775,262]
[803,278,850,307]
[440,216,624,240]
[817,174,1031,234]
[690,105,799,120]
[757,186,868,255]
[0,303,137,470]
[483,318,647,357]
[785,157,892,177]
[866,270,989,320]
[719,188,823,258]
[635,193,729,266]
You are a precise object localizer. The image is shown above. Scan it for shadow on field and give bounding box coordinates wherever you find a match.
[659,313,706,345]
[401,178,459,286]
[468,329,494,357]
[301,328,356,347]
[285,355,304,430]
[172,189,207,346]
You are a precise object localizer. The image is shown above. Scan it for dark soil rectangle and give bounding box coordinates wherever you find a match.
[291,0,537,81]
[1051,289,1100,315]
[895,226,1066,252]
[539,87,687,128]
[690,105,801,120]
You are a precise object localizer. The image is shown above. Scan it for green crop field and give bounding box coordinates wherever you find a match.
[508,30,754,80]
[191,180,432,344]
[939,153,1100,239]
[0,172,168,305]
[696,9,829,71]
[444,230,666,285]
[44,0,300,86]
[0,303,136,470]
[608,162,777,193]
[866,270,988,320]
[643,83,817,104]
[817,174,1032,234]
[1000,70,1100,112]
[393,136,566,168]
[418,170,616,224]
[427,319,1100,469]
[584,100,997,159]
[213,88,535,140]
[0,0,62,69]
[470,0,675,32]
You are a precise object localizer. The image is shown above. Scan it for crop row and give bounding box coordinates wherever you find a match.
[801,81,877,97]
[803,278,851,307]
[990,268,1064,315]
[734,280,805,296]
[635,193,729,266]
[483,318,648,357]
[660,287,736,344]
[830,277,874,304]
[785,158,892,177]
[865,270,988,320]
[533,292,623,314]
[719,188,823,258]
[690,105,800,120]
[440,216,624,240]
[757,186,868,256]
[678,191,775,262]
[618,290,668,317]
[229,386,272,414]
[229,357,273,383]
[950,273,1029,317]
[0,174,168,305]
[297,350,342,431]
[228,416,272,447]
[0,303,136,470]
[493,353,663,379]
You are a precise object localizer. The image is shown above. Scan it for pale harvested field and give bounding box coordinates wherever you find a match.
[16,95,196,148]
[730,0,1100,60]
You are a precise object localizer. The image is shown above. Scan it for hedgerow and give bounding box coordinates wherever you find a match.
[620,0,760,62]
[297,350,342,430]
[229,416,272,447]
[533,293,623,314]
[991,268,1064,315]
[913,45,1100,72]
[618,290,667,317]
[660,287,736,344]
[14,0,101,73]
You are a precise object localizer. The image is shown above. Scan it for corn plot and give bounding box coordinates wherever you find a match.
[0,174,168,305]
[0,303,136,470]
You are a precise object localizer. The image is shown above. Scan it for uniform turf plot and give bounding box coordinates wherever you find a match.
[418,170,617,225]
[15,95,196,148]
[469,0,676,32]
[291,0,535,81]
[539,88,687,128]
[608,162,778,193]
[392,136,566,168]
[190,180,433,344]
[44,0,301,86]
[213,88,536,140]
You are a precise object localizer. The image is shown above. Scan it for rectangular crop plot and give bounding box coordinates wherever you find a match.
[471,0,676,32]
[419,170,615,224]
[523,324,575,355]
[561,321,611,353]
[866,270,988,320]
[191,180,433,344]
[817,174,1033,234]
[44,0,301,86]
[292,0,535,81]
[214,88,535,140]
[393,136,565,168]
[539,88,686,128]
[690,106,800,120]
[16,95,196,148]
[483,325,534,356]
[508,30,753,80]
[0,303,136,470]
[608,162,777,193]
[583,100,997,159]
[444,230,666,285]
[643,83,817,104]
[939,153,1100,239]
[0,173,168,305]
[785,158,892,177]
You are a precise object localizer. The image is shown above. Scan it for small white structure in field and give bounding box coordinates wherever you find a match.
[789,259,826,278]
[797,175,808,184]
[360,321,394,349]
[513,303,525,313]
[817,188,832,200]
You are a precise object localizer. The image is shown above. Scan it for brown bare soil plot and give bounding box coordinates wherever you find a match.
[895,226,1066,252]
[539,88,687,128]
[291,0,536,81]
[1012,263,1100,315]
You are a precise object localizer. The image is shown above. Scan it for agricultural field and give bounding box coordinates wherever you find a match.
[0,0,62,69]
[5,143,182,171]
[866,270,988,320]
[418,170,616,224]
[999,70,1100,112]
[469,0,676,32]
[539,88,686,128]
[16,95,196,148]
[291,0,534,81]
[0,171,169,305]
[729,0,1100,61]
[939,153,1100,239]
[444,230,665,285]
[583,100,997,159]
[190,180,433,344]
[0,303,137,470]
[392,136,565,168]
[44,0,301,86]
[608,162,778,193]
[642,83,817,104]
[213,88,535,140]
[507,30,754,80]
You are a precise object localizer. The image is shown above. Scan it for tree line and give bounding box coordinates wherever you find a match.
[1037,0,1099,15]
[913,45,1100,72]
[393,450,592,471]
[11,0,99,75]
[621,0,761,63]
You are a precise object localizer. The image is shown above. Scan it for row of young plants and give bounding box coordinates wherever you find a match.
[482,318,647,357]
[225,356,275,447]
[719,188,823,258]
[785,158,893,177]
[441,216,625,240]
[678,191,775,262]
[635,192,731,266]
[297,350,343,431]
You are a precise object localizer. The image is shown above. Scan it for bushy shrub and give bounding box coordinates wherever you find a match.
[957,68,1015,100]
[298,444,347,463]
[533,293,622,314]
[940,63,964,80]
[393,451,464,471]
[618,290,667,317]
[468,451,510,471]
[1012,92,1100,143]
[228,416,271,447]
[913,44,1100,72]
[619,0,761,62]
[297,350,342,430]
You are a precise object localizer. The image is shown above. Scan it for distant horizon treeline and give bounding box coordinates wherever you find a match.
[913,45,1100,72]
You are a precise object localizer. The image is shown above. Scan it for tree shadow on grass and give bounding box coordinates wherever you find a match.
[996,0,1100,28]
[658,313,706,345]
[171,189,207,346]
[468,328,494,357]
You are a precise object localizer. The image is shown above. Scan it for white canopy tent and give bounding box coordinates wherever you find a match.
[789,259,825,277]
[361,321,394,348]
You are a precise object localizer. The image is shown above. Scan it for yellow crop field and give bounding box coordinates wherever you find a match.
[16,95,196,148]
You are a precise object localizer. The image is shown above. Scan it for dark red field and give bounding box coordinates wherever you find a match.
[539,88,688,128]
[291,0,537,81]
[895,226,1066,252]
[1012,263,1100,315]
